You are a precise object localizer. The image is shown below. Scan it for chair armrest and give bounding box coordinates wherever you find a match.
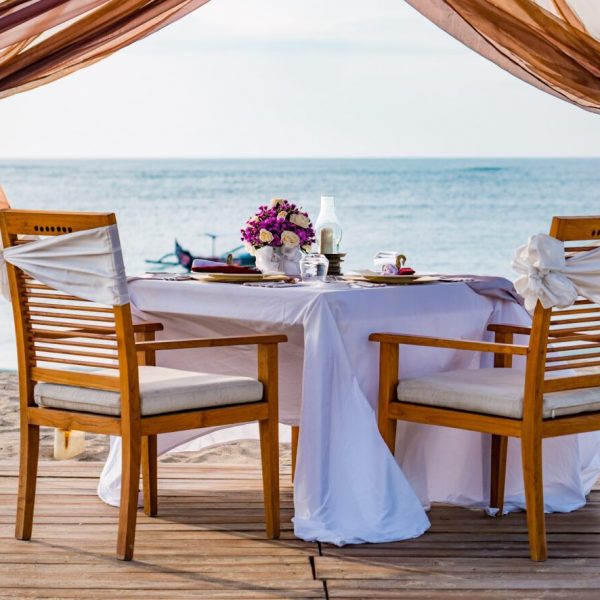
[133,322,164,334]
[487,323,531,336]
[368,333,528,356]
[136,334,287,352]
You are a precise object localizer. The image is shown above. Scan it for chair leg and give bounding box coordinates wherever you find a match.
[490,434,508,516]
[377,342,399,455]
[521,433,547,561]
[142,435,158,517]
[291,426,299,482]
[379,413,397,455]
[15,424,40,541]
[117,436,142,561]
[259,417,280,539]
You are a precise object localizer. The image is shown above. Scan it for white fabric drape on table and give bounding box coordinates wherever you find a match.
[101,281,433,545]
[96,279,600,545]
[0,225,129,306]
[512,233,600,311]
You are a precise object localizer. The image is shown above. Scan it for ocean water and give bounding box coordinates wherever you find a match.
[1,158,600,368]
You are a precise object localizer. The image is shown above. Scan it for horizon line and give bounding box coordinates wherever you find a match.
[1,156,600,161]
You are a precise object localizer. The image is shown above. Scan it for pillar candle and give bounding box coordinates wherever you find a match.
[320,228,334,254]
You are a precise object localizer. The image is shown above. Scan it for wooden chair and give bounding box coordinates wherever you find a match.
[371,215,600,561]
[1,209,285,560]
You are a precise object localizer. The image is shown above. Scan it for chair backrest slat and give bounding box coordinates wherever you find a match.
[565,245,600,252]
[546,351,600,362]
[546,359,600,372]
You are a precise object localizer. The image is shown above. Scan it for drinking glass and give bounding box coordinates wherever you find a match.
[300,253,329,283]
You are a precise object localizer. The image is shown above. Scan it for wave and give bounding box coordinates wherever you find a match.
[462,166,506,173]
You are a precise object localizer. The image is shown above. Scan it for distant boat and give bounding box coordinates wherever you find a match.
[146,234,255,271]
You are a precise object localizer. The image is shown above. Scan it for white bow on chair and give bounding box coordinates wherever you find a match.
[513,233,600,312]
[0,225,129,306]
[0,240,9,301]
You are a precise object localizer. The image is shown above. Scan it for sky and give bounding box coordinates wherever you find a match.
[1,0,600,158]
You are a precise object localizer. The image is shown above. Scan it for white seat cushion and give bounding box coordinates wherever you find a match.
[397,368,600,420]
[34,366,263,417]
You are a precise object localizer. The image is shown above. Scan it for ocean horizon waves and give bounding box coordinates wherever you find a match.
[0,157,599,368]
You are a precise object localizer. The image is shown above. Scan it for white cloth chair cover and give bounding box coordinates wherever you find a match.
[0,237,9,301]
[513,233,600,311]
[0,225,129,306]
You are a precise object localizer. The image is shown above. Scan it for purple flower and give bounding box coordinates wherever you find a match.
[241,199,316,251]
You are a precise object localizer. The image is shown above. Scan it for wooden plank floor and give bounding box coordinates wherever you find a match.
[1,462,600,599]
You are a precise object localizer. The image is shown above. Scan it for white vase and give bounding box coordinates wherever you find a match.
[255,246,302,276]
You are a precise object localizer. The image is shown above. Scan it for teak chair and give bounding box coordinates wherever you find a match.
[1,209,285,560]
[371,216,600,561]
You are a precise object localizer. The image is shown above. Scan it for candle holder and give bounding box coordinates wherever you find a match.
[315,196,343,254]
[323,253,346,276]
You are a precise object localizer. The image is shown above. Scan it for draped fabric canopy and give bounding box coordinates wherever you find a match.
[0,1,599,109]
[406,0,600,113]
[0,0,210,99]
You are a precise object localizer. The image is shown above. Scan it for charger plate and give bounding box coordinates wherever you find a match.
[190,272,293,284]
[343,271,439,285]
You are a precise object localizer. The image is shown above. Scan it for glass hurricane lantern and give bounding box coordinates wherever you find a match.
[315,195,342,254]
[315,195,345,275]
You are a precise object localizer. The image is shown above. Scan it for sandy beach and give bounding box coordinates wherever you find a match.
[0,370,292,467]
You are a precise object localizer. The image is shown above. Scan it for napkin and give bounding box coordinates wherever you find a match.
[439,275,524,305]
[191,259,259,274]
[373,251,415,275]
[385,266,416,275]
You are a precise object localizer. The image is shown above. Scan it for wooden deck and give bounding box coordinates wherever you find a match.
[1,461,600,599]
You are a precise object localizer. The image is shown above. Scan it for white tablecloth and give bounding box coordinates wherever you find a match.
[98,279,600,545]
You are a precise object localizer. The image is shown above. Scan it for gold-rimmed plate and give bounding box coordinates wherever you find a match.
[343,271,439,285]
[190,272,294,284]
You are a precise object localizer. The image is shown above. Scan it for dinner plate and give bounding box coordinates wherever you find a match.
[343,271,439,285]
[190,272,292,283]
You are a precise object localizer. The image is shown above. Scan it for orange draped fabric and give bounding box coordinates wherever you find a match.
[0,0,211,98]
[0,1,599,113]
[406,0,600,113]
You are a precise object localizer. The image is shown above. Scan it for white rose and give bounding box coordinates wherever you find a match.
[277,211,288,219]
[281,230,300,247]
[259,229,274,243]
[271,198,286,207]
[250,215,259,222]
[290,213,310,228]
[244,241,257,256]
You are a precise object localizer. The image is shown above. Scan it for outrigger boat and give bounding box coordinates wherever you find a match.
[146,233,255,271]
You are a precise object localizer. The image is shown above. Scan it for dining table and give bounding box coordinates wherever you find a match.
[97,276,600,545]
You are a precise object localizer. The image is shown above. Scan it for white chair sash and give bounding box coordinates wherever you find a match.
[0,225,129,306]
[513,233,600,312]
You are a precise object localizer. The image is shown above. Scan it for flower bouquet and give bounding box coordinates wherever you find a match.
[241,199,316,275]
